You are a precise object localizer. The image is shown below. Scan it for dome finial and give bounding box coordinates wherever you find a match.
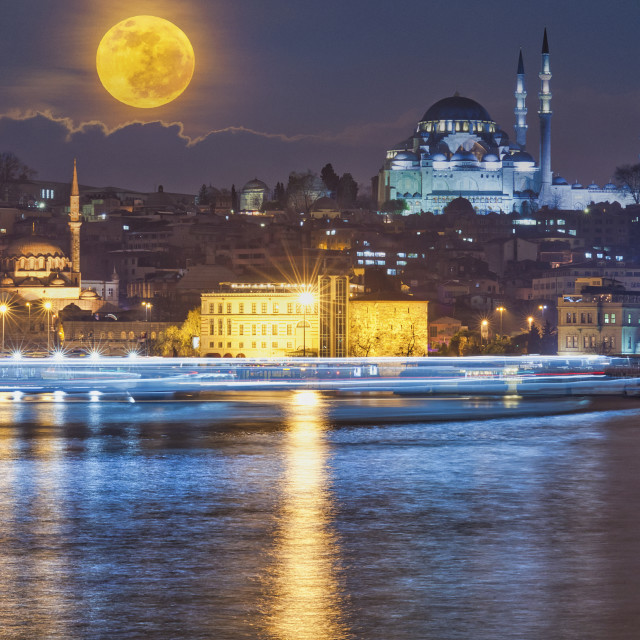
[453,90,461,97]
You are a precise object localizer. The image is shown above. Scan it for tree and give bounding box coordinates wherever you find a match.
[320,163,340,195]
[527,325,542,354]
[231,184,239,212]
[274,181,286,207]
[197,184,209,205]
[286,171,324,214]
[379,199,408,215]
[152,307,201,356]
[0,152,36,203]
[337,173,358,208]
[614,163,640,204]
[540,320,557,355]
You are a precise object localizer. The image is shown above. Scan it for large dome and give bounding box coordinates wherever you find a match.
[421,95,493,123]
[5,236,65,257]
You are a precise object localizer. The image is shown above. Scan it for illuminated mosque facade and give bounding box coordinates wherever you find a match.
[378,30,634,215]
[0,161,117,313]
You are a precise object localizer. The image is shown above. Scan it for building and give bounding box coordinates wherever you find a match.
[0,161,118,315]
[557,288,640,355]
[377,30,633,215]
[200,282,320,358]
[349,297,429,357]
[239,179,270,213]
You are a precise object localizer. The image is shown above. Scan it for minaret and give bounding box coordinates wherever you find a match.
[538,28,552,195]
[68,159,82,283]
[514,49,527,149]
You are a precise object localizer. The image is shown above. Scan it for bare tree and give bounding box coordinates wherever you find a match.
[614,163,640,204]
[0,152,36,203]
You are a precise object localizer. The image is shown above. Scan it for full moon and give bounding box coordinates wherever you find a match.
[96,15,195,108]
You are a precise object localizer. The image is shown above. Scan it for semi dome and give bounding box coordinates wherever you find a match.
[572,182,583,189]
[588,182,600,190]
[482,153,500,162]
[393,151,418,161]
[451,151,476,162]
[421,95,493,123]
[431,152,447,162]
[242,178,268,191]
[0,274,14,286]
[552,176,569,185]
[604,182,617,191]
[5,236,65,257]
[512,151,535,163]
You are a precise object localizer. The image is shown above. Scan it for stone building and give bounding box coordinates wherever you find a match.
[348,296,429,357]
[557,288,640,355]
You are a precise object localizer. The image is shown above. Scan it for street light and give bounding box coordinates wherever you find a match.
[527,316,534,332]
[0,304,7,354]
[43,301,52,352]
[481,319,489,346]
[299,290,314,357]
[142,301,152,321]
[496,306,506,338]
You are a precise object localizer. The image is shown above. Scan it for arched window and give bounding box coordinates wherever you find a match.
[128,331,135,340]
[120,331,126,340]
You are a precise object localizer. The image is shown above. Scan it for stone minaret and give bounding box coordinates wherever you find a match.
[68,159,82,283]
[538,29,552,195]
[514,49,527,149]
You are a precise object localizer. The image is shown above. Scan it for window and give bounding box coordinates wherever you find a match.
[273,302,279,314]
[239,325,244,336]
[252,342,257,349]
[272,324,278,335]
[262,324,267,335]
[239,342,244,349]
[566,312,572,323]
[252,303,257,314]
[287,324,292,335]
[611,313,616,324]
[218,303,223,314]
[588,313,593,324]
[218,319,223,335]
[239,303,244,314]
[287,303,293,314]
[252,324,257,335]
[261,302,267,314]
[272,342,278,348]
[604,313,610,324]
[227,303,232,314]
[227,319,232,335]
[566,335,578,348]
[580,313,586,323]
[261,342,267,349]
[210,320,215,335]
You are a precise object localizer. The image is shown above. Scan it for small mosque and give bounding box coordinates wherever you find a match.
[0,161,116,313]
[378,30,633,215]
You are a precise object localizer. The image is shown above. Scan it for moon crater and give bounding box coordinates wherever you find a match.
[96,15,195,109]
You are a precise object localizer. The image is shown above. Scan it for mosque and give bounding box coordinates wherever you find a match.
[0,161,116,314]
[378,30,633,215]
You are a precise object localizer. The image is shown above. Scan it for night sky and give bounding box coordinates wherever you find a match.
[1,0,639,195]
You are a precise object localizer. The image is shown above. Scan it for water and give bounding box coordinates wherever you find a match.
[0,393,639,639]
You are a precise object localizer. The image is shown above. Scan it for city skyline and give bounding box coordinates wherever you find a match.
[1,0,639,194]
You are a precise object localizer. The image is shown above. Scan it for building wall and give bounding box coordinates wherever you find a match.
[557,294,640,355]
[200,288,319,358]
[349,299,428,357]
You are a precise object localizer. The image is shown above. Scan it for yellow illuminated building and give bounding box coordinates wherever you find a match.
[200,283,320,358]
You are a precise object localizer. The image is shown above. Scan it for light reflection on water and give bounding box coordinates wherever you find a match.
[264,390,350,640]
[0,398,638,638]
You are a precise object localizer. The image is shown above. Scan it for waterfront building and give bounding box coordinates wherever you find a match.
[533,268,640,302]
[0,161,118,315]
[377,30,633,215]
[557,288,640,355]
[200,282,321,358]
[349,297,429,357]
